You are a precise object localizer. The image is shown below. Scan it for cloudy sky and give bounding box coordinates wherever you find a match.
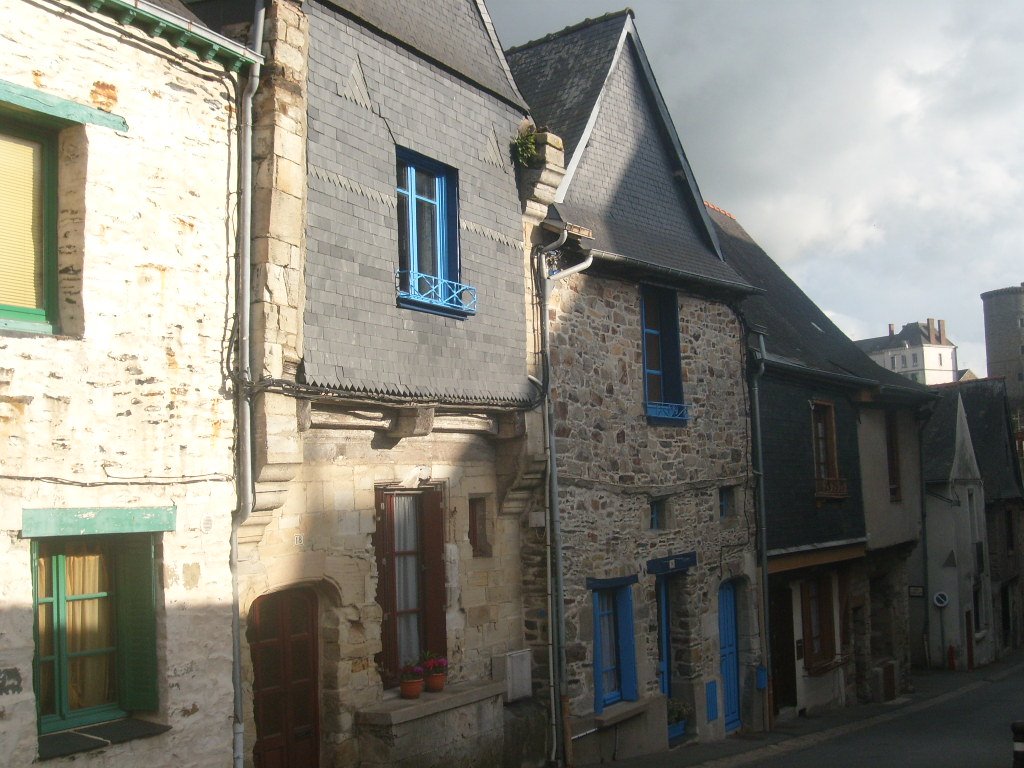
[486,0,1024,374]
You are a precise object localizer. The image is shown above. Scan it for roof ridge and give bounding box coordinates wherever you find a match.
[704,200,735,219]
[505,8,633,54]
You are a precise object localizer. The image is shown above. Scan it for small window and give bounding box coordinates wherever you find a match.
[641,285,687,424]
[1019,317,1024,328]
[395,149,475,316]
[812,400,847,497]
[1,122,58,332]
[885,410,901,502]
[901,354,907,368]
[590,579,638,713]
[373,489,447,687]
[939,353,944,366]
[649,497,667,530]
[911,352,918,366]
[33,535,159,733]
[889,355,896,370]
[719,486,735,518]
[909,372,918,382]
[468,496,492,557]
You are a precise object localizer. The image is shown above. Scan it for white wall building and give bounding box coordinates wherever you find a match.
[855,319,960,385]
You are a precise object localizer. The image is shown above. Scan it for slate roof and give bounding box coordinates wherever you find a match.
[937,379,1024,499]
[706,206,932,399]
[326,0,525,108]
[921,386,961,483]
[855,321,955,355]
[506,11,627,157]
[507,11,755,294]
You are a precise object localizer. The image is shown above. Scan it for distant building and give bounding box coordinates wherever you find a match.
[981,283,1024,474]
[855,320,961,384]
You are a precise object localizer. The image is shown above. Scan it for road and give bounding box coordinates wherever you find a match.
[710,662,1024,768]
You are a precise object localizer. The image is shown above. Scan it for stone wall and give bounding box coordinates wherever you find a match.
[524,268,761,746]
[0,1,240,764]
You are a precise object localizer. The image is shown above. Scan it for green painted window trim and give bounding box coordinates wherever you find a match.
[22,507,176,538]
[0,118,59,333]
[32,534,159,734]
[0,79,128,131]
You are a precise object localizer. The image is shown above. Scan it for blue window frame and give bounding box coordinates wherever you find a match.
[395,149,475,317]
[589,575,638,713]
[641,285,687,424]
[650,497,666,530]
[719,486,735,518]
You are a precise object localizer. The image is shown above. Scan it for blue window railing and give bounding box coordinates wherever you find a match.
[645,401,690,423]
[397,270,477,315]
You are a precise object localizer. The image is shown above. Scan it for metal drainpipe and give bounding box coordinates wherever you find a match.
[917,414,931,667]
[547,244,592,768]
[537,228,595,767]
[750,330,772,730]
[231,4,265,768]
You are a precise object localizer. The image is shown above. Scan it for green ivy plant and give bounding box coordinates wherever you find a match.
[511,128,537,168]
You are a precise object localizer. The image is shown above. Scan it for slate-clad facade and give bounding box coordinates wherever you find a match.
[303,0,529,401]
[509,12,764,760]
[710,205,931,714]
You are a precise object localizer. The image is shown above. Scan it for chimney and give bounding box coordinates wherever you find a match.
[926,318,936,343]
[938,319,947,345]
[888,323,895,337]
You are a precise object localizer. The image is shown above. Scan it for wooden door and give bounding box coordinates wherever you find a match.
[250,589,319,768]
[719,581,741,732]
[770,581,797,712]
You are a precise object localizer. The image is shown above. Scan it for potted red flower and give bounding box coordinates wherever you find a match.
[421,653,449,692]
[399,664,424,699]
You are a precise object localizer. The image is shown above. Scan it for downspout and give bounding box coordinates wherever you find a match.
[750,330,772,730]
[917,414,931,667]
[538,229,593,767]
[231,4,265,768]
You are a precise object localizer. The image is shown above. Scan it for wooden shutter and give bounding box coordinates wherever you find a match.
[421,489,447,660]
[373,488,399,686]
[116,535,159,711]
[0,131,45,310]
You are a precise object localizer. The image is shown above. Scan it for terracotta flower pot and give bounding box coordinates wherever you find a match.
[399,678,424,699]
[425,672,447,692]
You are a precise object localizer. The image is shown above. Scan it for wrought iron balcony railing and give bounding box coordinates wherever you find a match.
[397,271,477,315]
[646,401,690,424]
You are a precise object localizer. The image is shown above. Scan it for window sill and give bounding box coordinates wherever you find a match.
[356,680,506,727]
[593,697,648,728]
[38,718,170,761]
[397,295,474,319]
[0,318,57,336]
[804,656,845,677]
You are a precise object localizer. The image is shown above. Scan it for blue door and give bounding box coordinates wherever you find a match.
[719,581,741,732]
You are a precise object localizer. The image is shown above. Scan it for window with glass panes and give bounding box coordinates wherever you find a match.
[395,149,475,315]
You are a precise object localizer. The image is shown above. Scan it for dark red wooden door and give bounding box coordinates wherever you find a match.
[250,588,319,768]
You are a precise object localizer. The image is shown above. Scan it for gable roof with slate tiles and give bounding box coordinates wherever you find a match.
[507,11,754,294]
[705,204,932,401]
[324,0,526,110]
[933,378,1024,500]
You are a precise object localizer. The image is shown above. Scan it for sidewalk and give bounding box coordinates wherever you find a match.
[611,648,1024,768]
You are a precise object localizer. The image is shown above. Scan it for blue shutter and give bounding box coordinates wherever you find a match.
[617,585,638,701]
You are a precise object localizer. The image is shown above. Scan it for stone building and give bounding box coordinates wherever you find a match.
[0,0,257,764]
[190,0,550,766]
[507,12,765,761]
[854,320,963,385]
[981,283,1024,478]
[936,379,1024,658]
[708,205,931,715]
[909,385,995,670]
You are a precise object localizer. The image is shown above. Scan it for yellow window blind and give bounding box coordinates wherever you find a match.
[0,131,45,310]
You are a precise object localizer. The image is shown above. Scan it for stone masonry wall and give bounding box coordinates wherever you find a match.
[243,425,528,766]
[0,1,239,765]
[526,269,761,733]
